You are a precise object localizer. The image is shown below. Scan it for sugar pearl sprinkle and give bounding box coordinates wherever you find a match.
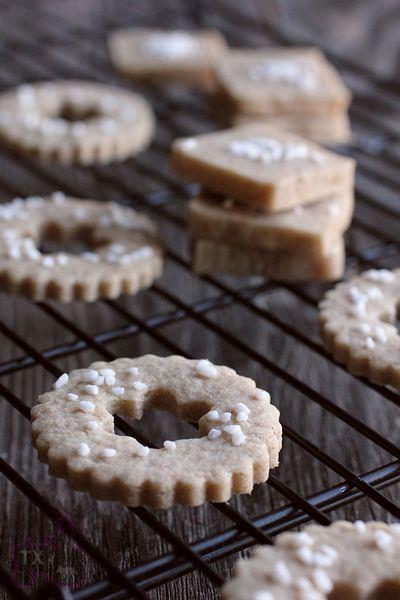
[137,445,150,457]
[132,381,148,391]
[363,269,395,283]
[101,448,117,458]
[195,359,218,378]
[207,428,222,440]
[67,393,78,401]
[77,443,91,457]
[164,440,176,450]
[86,420,98,431]
[253,388,270,401]
[54,373,69,389]
[78,400,96,413]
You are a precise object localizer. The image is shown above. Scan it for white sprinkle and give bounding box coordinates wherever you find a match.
[354,520,366,533]
[293,577,313,591]
[371,530,392,549]
[232,430,246,446]
[71,121,87,138]
[252,592,274,600]
[100,368,115,377]
[313,549,337,568]
[128,367,139,376]
[86,420,98,431]
[51,191,66,204]
[354,322,371,334]
[105,374,116,386]
[350,302,366,318]
[236,411,249,422]
[94,375,105,386]
[311,569,333,593]
[234,402,250,415]
[328,203,339,216]
[78,400,96,413]
[179,138,198,150]
[82,252,99,262]
[272,560,292,585]
[220,412,232,423]
[74,207,87,220]
[101,448,117,458]
[207,428,222,440]
[367,286,384,300]
[133,381,148,391]
[81,369,98,383]
[56,253,69,266]
[296,545,314,565]
[374,326,387,343]
[195,359,218,378]
[348,286,367,304]
[112,386,125,396]
[365,336,375,350]
[205,410,219,420]
[223,424,242,435]
[318,545,338,561]
[164,440,176,450]
[137,445,150,457]
[41,255,56,267]
[77,443,91,457]
[67,393,78,401]
[84,384,98,395]
[253,388,270,401]
[54,373,69,389]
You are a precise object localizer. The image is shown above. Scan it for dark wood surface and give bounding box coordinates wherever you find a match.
[0,1,399,599]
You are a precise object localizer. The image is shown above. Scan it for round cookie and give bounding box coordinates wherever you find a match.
[223,521,400,599]
[0,192,163,301]
[0,80,155,164]
[319,268,400,388]
[31,355,282,508]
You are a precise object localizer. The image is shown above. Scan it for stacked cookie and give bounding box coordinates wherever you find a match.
[171,123,355,281]
[210,47,351,144]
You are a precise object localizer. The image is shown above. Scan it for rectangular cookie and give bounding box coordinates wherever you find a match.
[190,236,345,281]
[189,190,353,255]
[212,47,351,116]
[171,124,355,212]
[108,28,227,88]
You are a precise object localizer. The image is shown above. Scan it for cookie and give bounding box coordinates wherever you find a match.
[223,521,400,599]
[319,268,400,388]
[212,47,351,117]
[0,192,163,301]
[171,124,355,212]
[0,80,155,164]
[31,355,282,508]
[190,237,344,281]
[108,28,227,88]
[189,191,353,255]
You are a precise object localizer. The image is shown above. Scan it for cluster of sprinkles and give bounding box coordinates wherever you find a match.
[343,272,394,350]
[53,365,150,460]
[248,58,319,90]
[195,359,270,447]
[0,192,156,268]
[227,137,325,164]
[0,84,137,137]
[250,521,399,599]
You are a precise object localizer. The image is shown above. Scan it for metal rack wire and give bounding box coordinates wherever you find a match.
[0,1,399,598]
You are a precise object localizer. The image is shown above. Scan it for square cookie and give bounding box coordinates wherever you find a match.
[190,236,344,281]
[189,190,353,255]
[171,124,355,212]
[109,28,227,87]
[212,47,351,116]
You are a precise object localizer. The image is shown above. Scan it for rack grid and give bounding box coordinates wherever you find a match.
[0,1,399,599]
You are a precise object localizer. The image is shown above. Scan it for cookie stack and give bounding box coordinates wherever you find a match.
[210,47,351,144]
[171,123,355,281]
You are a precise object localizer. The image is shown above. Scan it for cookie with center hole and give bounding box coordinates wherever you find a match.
[319,268,400,388]
[0,80,155,164]
[0,192,163,301]
[31,355,282,508]
[223,521,400,599]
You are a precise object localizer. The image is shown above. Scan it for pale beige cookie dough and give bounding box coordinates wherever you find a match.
[223,521,400,599]
[171,124,355,212]
[108,28,227,88]
[213,47,351,117]
[0,193,163,301]
[0,80,155,164]
[319,268,400,388]
[31,355,282,508]
[190,237,344,281]
[189,191,353,255]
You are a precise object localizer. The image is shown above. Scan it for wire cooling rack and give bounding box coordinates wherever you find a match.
[0,1,399,599]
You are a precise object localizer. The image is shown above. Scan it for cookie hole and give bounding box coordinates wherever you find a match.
[368,580,400,599]
[119,408,201,447]
[328,583,360,599]
[38,223,106,256]
[57,103,101,123]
